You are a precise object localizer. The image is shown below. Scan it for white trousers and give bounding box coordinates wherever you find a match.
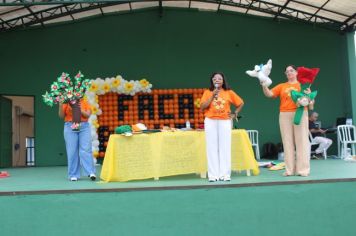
[313,136,333,154]
[204,117,232,179]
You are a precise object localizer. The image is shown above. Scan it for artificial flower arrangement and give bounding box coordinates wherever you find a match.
[42,71,91,131]
[291,67,319,125]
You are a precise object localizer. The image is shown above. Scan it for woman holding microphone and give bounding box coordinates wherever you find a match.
[200,72,244,182]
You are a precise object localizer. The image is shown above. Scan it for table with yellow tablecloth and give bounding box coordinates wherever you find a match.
[100,129,260,182]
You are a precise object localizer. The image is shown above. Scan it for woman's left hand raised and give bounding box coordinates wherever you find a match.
[304,87,311,94]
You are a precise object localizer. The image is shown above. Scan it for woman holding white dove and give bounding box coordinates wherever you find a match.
[261,65,314,177]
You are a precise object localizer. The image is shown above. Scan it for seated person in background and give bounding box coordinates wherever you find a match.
[309,111,333,158]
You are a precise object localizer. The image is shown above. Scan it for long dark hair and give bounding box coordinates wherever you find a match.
[209,72,231,91]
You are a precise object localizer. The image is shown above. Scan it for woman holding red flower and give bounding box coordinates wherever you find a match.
[261,65,315,177]
[58,99,96,181]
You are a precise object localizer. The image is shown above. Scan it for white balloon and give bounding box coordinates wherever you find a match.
[93,140,100,147]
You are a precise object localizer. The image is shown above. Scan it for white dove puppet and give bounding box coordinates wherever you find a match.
[246,59,273,87]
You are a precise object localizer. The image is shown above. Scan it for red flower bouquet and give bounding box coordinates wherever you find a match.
[297,67,320,86]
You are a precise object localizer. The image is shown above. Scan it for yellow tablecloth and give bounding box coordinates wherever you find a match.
[100,129,260,182]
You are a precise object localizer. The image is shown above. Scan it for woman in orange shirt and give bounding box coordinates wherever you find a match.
[200,72,244,182]
[262,65,314,176]
[58,99,96,181]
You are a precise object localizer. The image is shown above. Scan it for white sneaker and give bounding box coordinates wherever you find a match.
[70,177,78,181]
[220,176,231,182]
[89,174,96,181]
[208,178,218,182]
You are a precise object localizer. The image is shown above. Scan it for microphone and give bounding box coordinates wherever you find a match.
[214,83,219,98]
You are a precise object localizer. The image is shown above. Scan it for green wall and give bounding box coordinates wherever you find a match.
[0,9,351,166]
[346,33,356,123]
